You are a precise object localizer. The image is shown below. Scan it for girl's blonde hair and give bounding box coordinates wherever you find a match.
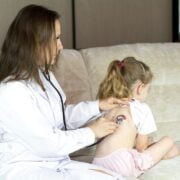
[97,57,153,99]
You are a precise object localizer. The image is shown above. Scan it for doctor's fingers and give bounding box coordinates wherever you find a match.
[105,122,118,131]
[99,97,130,111]
[102,123,118,136]
[98,117,113,123]
[89,120,118,138]
[99,121,118,132]
[96,117,117,126]
[95,124,117,138]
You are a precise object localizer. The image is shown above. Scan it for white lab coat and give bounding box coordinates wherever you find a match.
[0,70,124,180]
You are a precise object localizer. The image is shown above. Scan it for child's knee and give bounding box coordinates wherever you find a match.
[161,136,174,146]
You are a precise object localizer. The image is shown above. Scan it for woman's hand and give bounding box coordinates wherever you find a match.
[99,97,129,111]
[88,117,118,139]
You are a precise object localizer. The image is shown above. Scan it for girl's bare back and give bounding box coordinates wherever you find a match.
[95,106,137,157]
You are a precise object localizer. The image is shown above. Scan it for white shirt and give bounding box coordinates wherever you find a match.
[0,70,99,172]
[130,99,157,135]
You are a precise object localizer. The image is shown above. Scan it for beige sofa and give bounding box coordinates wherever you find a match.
[53,43,180,180]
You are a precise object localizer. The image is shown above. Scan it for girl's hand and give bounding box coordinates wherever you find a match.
[88,117,118,138]
[99,97,129,111]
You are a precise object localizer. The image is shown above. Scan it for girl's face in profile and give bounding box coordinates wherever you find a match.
[132,81,151,102]
[138,83,151,102]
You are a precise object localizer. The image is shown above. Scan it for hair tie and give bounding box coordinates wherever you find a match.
[117,61,125,69]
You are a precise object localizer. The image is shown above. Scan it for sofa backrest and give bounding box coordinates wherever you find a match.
[54,43,180,124]
[53,49,92,104]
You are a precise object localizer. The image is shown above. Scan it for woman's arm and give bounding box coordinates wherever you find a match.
[0,82,96,158]
[0,82,118,158]
[65,97,129,129]
[65,100,100,129]
[51,73,129,129]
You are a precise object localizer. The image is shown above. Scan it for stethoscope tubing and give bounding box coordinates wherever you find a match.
[42,71,67,130]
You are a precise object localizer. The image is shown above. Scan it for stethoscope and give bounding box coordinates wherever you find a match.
[42,71,67,130]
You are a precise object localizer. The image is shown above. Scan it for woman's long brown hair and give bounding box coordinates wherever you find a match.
[0,4,60,90]
[97,57,153,100]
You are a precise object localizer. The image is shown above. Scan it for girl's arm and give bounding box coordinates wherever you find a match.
[135,134,152,152]
[135,103,157,152]
[135,134,149,152]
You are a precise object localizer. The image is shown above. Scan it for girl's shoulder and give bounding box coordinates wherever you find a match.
[130,100,151,126]
[130,99,150,112]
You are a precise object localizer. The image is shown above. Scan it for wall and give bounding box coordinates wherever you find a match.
[0,0,172,49]
[75,0,172,49]
[0,0,73,49]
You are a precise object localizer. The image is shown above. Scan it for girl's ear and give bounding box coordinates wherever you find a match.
[137,82,144,95]
[133,80,143,95]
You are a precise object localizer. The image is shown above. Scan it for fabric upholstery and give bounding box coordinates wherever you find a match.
[53,49,92,104]
[53,43,180,179]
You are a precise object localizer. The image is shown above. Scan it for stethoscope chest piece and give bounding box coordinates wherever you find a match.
[115,115,126,125]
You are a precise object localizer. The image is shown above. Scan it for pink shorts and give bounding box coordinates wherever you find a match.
[93,149,153,177]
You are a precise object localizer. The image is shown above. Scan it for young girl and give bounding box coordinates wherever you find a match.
[92,57,180,177]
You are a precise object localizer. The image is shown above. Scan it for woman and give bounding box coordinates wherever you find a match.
[0,4,125,180]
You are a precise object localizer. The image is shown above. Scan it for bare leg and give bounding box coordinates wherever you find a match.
[163,143,180,159]
[144,136,180,165]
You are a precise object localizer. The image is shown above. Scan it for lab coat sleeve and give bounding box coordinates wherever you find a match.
[65,101,100,129]
[49,72,100,129]
[0,82,95,158]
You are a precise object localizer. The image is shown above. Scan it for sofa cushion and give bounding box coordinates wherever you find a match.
[54,44,180,179]
[153,121,180,141]
[53,49,92,104]
[80,43,180,124]
[140,153,180,180]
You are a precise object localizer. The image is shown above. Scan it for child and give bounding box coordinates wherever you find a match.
[92,57,180,177]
